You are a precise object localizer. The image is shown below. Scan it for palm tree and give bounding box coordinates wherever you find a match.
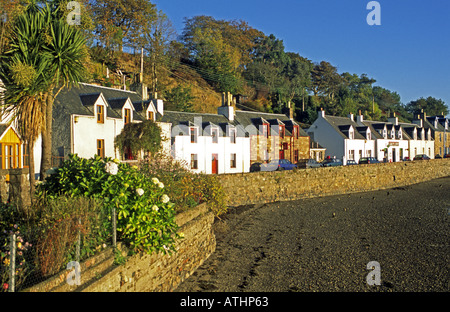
[38,2,88,180]
[0,5,48,201]
[0,2,87,199]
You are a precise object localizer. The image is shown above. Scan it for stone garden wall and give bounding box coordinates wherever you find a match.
[217,159,450,207]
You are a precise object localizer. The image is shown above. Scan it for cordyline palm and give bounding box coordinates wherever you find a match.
[39,3,88,181]
[0,3,87,197]
[0,5,47,201]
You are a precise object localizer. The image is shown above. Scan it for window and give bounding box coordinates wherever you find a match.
[124,108,131,124]
[230,153,236,168]
[97,105,104,123]
[212,128,218,143]
[349,129,354,140]
[279,125,285,139]
[367,132,371,140]
[293,126,299,139]
[0,143,2,169]
[190,154,198,169]
[262,124,269,138]
[294,150,299,163]
[190,127,197,143]
[97,139,105,158]
[439,133,442,142]
[383,129,387,139]
[349,150,355,160]
[397,130,402,139]
[148,111,154,121]
[230,128,236,144]
[23,143,30,168]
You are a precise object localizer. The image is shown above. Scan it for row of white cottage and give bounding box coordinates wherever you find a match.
[1,82,446,176]
[307,109,438,164]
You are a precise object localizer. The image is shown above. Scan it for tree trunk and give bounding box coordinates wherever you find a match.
[40,93,53,181]
[28,142,36,203]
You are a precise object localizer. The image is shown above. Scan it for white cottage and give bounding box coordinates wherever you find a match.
[307,110,375,164]
[52,82,166,163]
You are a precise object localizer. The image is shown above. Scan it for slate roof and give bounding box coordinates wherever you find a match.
[322,115,365,140]
[55,83,147,120]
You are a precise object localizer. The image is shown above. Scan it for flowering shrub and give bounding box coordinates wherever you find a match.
[38,154,181,254]
[0,203,33,292]
[139,153,229,216]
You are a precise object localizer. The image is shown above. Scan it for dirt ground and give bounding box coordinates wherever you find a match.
[175,176,450,292]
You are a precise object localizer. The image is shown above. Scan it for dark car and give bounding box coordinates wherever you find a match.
[435,154,442,159]
[261,159,297,171]
[321,159,343,167]
[250,162,263,172]
[346,160,358,166]
[359,157,380,164]
[297,159,321,169]
[413,154,430,160]
[444,154,450,158]
[403,157,411,161]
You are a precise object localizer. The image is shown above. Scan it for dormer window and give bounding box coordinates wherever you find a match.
[367,132,371,140]
[262,123,270,138]
[293,126,299,139]
[348,128,354,140]
[190,127,198,143]
[383,129,387,139]
[390,130,395,139]
[413,129,417,140]
[148,111,154,121]
[211,128,219,144]
[124,108,131,124]
[229,127,236,144]
[279,125,285,139]
[97,105,104,123]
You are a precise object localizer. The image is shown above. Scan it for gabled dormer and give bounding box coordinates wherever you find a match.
[107,97,136,125]
[79,92,109,124]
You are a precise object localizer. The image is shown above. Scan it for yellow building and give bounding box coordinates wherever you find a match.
[0,124,28,170]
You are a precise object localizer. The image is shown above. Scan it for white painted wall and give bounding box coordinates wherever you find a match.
[171,134,250,174]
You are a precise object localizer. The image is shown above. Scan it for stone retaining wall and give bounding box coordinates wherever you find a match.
[217,159,450,207]
[24,203,215,292]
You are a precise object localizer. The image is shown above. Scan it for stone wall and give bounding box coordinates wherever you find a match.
[24,202,215,292]
[217,159,450,207]
[0,168,31,207]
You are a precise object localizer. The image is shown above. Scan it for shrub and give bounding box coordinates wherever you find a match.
[138,153,229,216]
[0,203,34,292]
[33,196,105,277]
[38,154,181,254]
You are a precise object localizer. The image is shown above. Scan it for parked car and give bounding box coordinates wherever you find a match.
[346,160,358,166]
[444,154,450,158]
[435,154,442,159]
[297,159,321,169]
[359,157,380,164]
[261,159,297,171]
[321,159,343,167]
[250,162,263,172]
[403,157,411,161]
[413,154,430,160]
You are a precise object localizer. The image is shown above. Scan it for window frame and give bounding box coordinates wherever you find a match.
[97,104,105,123]
[190,153,198,169]
[97,139,105,158]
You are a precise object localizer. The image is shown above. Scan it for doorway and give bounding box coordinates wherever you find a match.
[212,154,218,174]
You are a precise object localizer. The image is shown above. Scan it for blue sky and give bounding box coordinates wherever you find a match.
[151,0,450,113]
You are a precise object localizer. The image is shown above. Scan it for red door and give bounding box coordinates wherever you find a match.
[212,154,218,174]
[279,150,284,160]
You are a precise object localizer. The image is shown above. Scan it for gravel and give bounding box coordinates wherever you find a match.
[175,176,450,292]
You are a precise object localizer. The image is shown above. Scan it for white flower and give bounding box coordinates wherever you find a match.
[158,182,164,189]
[136,188,144,196]
[151,177,159,184]
[152,205,159,212]
[105,162,119,175]
[161,194,170,204]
